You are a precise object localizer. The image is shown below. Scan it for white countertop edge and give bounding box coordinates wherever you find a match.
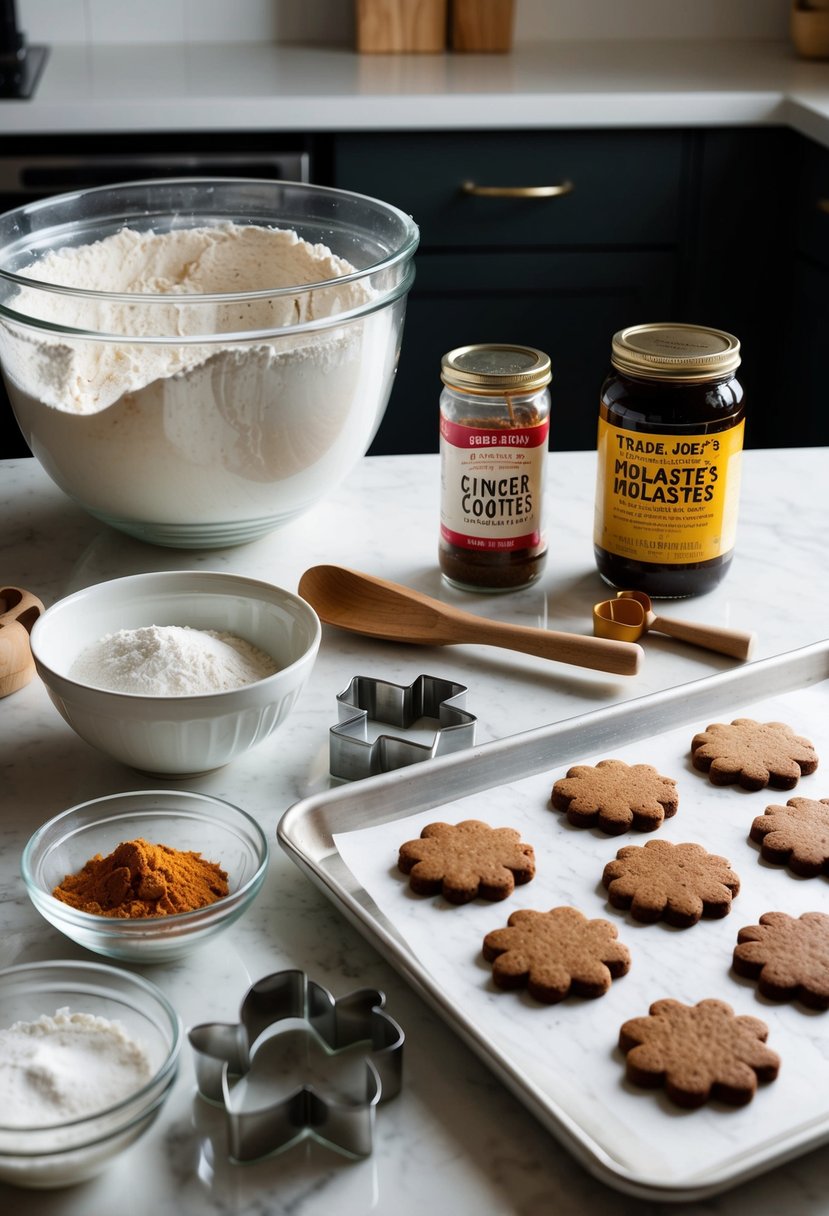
[1,92,797,135]
[2,38,829,143]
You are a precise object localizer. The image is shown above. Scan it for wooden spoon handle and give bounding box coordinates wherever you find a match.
[459,617,643,676]
[650,615,756,661]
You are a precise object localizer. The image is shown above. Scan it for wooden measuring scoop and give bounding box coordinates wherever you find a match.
[593,590,756,661]
[0,587,45,697]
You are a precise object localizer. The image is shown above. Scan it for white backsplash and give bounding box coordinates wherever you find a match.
[17,0,790,46]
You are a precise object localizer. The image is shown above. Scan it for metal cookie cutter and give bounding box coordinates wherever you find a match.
[330,673,476,781]
[188,970,404,1161]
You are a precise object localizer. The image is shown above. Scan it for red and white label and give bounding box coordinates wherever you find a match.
[439,417,548,552]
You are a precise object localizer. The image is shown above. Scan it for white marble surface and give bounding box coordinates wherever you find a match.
[4,39,829,147]
[2,447,829,1214]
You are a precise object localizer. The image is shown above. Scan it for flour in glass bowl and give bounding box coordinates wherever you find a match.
[0,223,396,535]
[0,1007,152,1128]
[69,624,280,695]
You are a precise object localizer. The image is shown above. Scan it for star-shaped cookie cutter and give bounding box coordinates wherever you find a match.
[330,673,476,780]
[188,970,404,1161]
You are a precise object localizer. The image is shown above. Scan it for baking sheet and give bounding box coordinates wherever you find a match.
[278,642,829,1201]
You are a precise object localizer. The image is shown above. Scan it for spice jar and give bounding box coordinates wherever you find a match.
[439,344,551,592]
[594,322,745,598]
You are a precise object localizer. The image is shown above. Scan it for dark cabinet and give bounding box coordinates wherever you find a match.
[783,133,829,444]
[0,123,826,460]
[382,249,676,453]
[683,128,796,449]
[334,130,689,454]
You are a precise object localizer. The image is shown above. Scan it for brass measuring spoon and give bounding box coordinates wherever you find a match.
[593,590,756,661]
[0,587,45,697]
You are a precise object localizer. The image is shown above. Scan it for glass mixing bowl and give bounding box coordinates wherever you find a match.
[0,178,418,547]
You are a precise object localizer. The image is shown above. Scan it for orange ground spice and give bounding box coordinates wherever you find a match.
[52,838,229,918]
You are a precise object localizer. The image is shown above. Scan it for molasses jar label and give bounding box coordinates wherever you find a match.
[439,344,551,592]
[593,322,745,598]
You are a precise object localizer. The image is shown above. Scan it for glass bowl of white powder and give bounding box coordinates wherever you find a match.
[0,959,181,1187]
[22,789,269,963]
[28,569,321,776]
[0,177,418,547]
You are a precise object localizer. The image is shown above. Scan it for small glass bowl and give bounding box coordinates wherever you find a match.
[22,789,269,963]
[0,959,181,1188]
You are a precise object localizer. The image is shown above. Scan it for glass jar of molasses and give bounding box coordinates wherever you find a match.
[594,322,745,598]
[439,344,551,592]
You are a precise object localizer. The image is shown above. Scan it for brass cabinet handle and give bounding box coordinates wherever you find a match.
[460,180,574,199]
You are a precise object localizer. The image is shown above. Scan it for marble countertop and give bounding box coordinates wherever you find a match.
[2,39,829,147]
[2,448,829,1215]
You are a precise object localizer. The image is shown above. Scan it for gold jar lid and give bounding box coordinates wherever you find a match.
[610,322,741,382]
[441,344,552,393]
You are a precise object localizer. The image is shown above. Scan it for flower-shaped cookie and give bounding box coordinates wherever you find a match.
[398,819,535,904]
[619,998,780,1107]
[733,911,829,1009]
[551,759,678,834]
[749,797,829,877]
[602,838,740,927]
[482,905,631,1003]
[690,718,818,790]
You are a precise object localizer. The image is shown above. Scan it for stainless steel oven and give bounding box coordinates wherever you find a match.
[0,140,312,457]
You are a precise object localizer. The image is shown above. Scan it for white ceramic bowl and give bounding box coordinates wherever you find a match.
[22,790,269,963]
[0,177,418,547]
[29,570,321,776]
[0,960,181,1188]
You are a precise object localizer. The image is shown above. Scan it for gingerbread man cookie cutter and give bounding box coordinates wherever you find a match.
[188,970,404,1161]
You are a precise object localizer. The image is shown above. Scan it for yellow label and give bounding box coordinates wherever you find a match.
[593,418,744,565]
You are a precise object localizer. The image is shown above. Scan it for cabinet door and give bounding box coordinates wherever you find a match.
[370,249,678,455]
[334,130,684,248]
[793,134,829,271]
[685,129,794,449]
[781,258,829,446]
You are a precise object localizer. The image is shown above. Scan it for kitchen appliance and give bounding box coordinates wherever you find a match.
[0,0,47,100]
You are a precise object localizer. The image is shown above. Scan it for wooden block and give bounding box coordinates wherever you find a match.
[356,0,447,53]
[451,0,515,52]
[792,5,829,59]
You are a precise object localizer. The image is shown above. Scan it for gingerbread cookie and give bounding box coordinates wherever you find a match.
[690,718,818,790]
[749,797,829,877]
[397,819,535,904]
[733,912,829,1009]
[482,905,631,1003]
[602,838,740,927]
[551,759,678,835]
[619,998,780,1108]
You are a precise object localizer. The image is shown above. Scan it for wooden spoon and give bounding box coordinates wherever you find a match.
[0,586,45,697]
[298,565,643,677]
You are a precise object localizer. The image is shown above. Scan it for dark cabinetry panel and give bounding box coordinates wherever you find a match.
[783,134,829,443]
[335,129,688,454]
[684,127,795,449]
[334,130,685,248]
[378,249,677,454]
[793,133,829,270]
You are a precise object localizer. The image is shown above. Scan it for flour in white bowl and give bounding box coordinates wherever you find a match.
[0,1008,152,1128]
[69,623,279,695]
